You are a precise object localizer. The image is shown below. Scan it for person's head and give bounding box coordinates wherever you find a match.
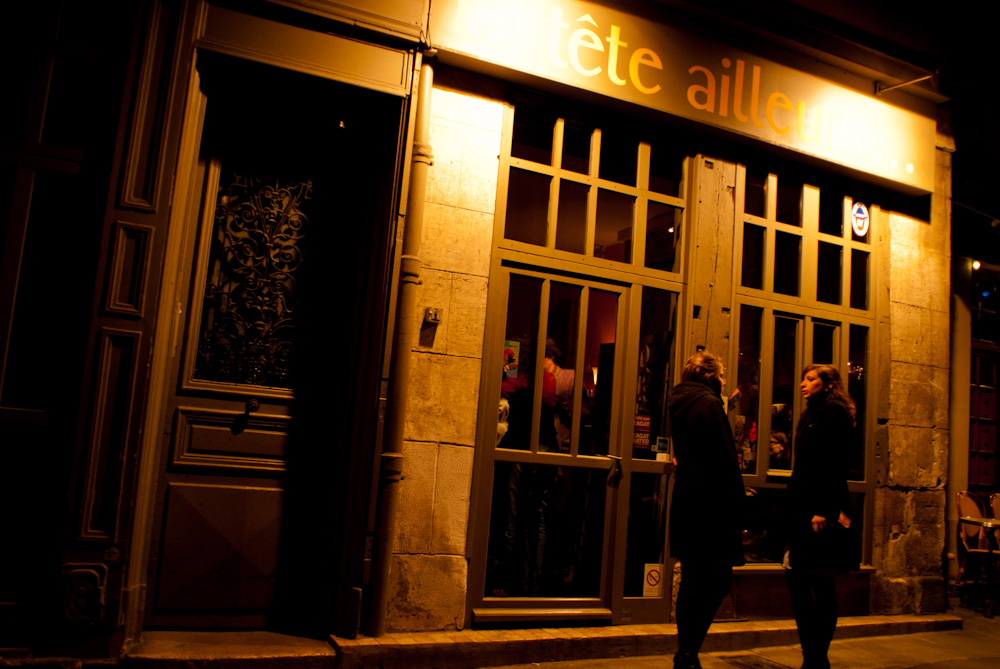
[769,430,788,455]
[544,338,562,373]
[801,363,856,420]
[680,350,725,395]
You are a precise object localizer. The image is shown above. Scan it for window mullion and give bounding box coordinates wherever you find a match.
[531,279,552,453]
[633,142,651,269]
[570,286,591,457]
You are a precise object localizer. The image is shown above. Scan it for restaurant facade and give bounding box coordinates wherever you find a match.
[0,0,965,660]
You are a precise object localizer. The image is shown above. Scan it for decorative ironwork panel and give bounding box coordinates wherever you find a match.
[194,171,311,388]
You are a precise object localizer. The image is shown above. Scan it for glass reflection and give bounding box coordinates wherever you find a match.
[599,127,638,186]
[769,317,798,471]
[851,249,869,310]
[586,289,618,456]
[813,322,836,365]
[848,326,868,481]
[556,180,588,254]
[505,168,550,247]
[499,275,544,452]
[485,461,606,598]
[512,104,555,165]
[735,305,763,474]
[546,282,582,452]
[774,231,801,296]
[817,241,842,305]
[632,287,678,460]
[625,472,668,596]
[743,487,787,563]
[645,202,682,273]
[741,223,766,289]
[595,189,634,263]
[562,116,593,175]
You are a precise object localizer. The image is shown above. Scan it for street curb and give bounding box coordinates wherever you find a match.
[330,613,962,669]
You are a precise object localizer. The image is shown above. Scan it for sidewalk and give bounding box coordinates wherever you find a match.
[120,603,996,669]
[490,604,1000,669]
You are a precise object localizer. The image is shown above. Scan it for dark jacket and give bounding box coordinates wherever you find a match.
[786,394,855,570]
[667,381,746,565]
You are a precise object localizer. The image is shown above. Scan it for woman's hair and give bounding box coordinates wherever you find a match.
[680,350,724,394]
[802,363,857,424]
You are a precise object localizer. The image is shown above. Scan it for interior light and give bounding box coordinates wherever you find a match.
[973,260,982,270]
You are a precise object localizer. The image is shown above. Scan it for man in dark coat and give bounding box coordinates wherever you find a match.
[667,351,746,669]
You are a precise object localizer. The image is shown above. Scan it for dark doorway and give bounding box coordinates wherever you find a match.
[144,53,403,637]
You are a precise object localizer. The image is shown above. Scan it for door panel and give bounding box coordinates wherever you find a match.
[485,269,623,607]
[157,483,282,613]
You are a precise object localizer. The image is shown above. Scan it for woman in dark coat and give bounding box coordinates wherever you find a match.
[667,351,746,669]
[785,363,857,669]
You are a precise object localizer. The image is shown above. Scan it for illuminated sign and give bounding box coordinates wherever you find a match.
[851,202,870,237]
[429,0,936,193]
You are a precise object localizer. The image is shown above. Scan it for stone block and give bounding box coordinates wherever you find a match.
[872,487,905,567]
[414,267,451,354]
[889,302,931,365]
[889,243,949,313]
[871,576,913,614]
[925,251,951,314]
[888,211,922,249]
[888,362,949,429]
[396,441,440,554]
[406,352,481,446]
[431,444,475,555]
[446,274,489,359]
[885,425,947,488]
[431,83,504,130]
[930,308,950,370]
[873,488,945,578]
[386,554,468,632]
[915,574,948,613]
[427,117,463,207]
[870,574,947,615]
[876,323,891,421]
[888,207,948,252]
[412,269,489,359]
[458,125,502,214]
[422,203,494,277]
[873,423,889,486]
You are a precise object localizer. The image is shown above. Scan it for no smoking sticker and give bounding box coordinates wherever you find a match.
[643,563,663,597]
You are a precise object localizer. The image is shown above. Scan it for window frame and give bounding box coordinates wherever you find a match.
[467,98,693,627]
[729,164,880,567]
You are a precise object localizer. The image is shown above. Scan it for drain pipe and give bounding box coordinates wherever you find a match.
[365,55,434,638]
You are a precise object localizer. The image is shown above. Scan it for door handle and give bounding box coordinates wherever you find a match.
[231,398,261,435]
[607,454,623,488]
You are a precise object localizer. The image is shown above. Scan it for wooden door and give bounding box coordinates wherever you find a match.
[145,53,402,630]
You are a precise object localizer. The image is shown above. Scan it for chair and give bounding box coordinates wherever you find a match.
[990,493,1000,549]
[954,491,999,606]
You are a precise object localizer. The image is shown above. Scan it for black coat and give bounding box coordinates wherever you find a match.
[786,394,856,571]
[667,381,746,565]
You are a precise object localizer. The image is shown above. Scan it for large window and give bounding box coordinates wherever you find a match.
[470,94,689,625]
[734,165,877,565]
[503,96,687,276]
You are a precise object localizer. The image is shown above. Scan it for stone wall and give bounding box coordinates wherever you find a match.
[872,142,952,614]
[386,71,504,632]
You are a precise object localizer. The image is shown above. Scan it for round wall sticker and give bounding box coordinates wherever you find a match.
[851,202,870,237]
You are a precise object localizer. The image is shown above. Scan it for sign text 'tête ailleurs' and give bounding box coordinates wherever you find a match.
[429,0,936,193]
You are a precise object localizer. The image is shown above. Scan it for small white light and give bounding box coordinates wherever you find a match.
[973,260,982,270]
